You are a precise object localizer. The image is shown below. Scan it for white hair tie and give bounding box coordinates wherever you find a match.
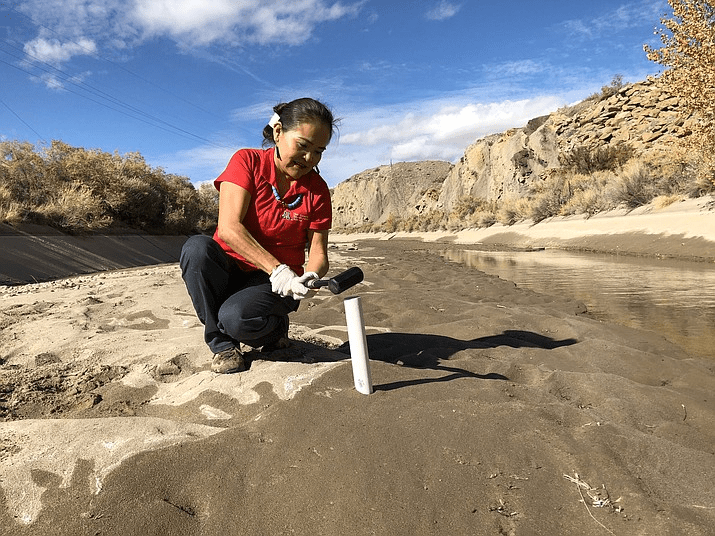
[268,112,281,127]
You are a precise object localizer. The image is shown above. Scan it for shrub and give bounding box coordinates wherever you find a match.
[0,141,47,207]
[447,196,498,228]
[383,214,399,233]
[527,172,572,222]
[497,198,531,225]
[195,183,219,233]
[559,171,616,216]
[0,139,217,234]
[559,143,635,174]
[587,74,628,101]
[0,183,24,225]
[637,147,713,197]
[451,196,491,218]
[422,209,447,231]
[476,211,497,227]
[36,181,112,232]
[653,194,685,208]
[684,165,715,196]
[108,175,165,230]
[605,160,658,209]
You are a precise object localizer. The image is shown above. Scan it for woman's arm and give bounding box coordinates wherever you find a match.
[215,181,282,274]
[305,229,329,278]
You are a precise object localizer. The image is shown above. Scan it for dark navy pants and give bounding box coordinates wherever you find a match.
[179,235,298,354]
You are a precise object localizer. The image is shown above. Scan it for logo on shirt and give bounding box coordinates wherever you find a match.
[281,210,310,222]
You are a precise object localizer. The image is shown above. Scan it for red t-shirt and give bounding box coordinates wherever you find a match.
[212,148,332,274]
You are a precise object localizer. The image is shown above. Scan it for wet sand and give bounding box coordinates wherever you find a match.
[1,230,714,535]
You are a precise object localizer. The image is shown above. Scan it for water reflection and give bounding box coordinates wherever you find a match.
[441,249,715,359]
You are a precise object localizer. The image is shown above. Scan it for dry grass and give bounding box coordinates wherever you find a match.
[652,194,685,208]
[447,197,498,229]
[559,171,615,216]
[0,183,25,226]
[35,182,113,231]
[559,142,635,174]
[497,198,532,226]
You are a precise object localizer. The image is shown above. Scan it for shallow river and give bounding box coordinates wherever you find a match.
[441,248,715,359]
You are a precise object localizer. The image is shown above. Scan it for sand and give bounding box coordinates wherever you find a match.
[333,197,715,261]
[1,198,714,535]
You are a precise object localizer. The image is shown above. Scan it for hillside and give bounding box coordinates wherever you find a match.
[331,78,697,230]
[331,161,452,228]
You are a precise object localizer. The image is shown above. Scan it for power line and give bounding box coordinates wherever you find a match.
[0,42,234,149]
[0,97,46,142]
[0,54,200,147]
[1,6,247,147]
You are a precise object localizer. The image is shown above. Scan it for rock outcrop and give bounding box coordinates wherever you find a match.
[331,161,452,228]
[331,78,692,228]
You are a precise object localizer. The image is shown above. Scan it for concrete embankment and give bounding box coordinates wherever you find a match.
[0,223,190,285]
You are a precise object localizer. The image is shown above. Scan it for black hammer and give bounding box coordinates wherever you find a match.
[307,267,364,294]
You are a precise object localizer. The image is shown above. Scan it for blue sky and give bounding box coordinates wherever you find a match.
[1,0,670,188]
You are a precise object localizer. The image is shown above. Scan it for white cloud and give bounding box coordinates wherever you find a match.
[131,0,240,45]
[15,0,364,91]
[135,0,363,47]
[341,96,564,150]
[18,0,364,53]
[35,73,64,90]
[425,1,462,21]
[492,59,547,77]
[23,37,97,65]
[21,36,97,89]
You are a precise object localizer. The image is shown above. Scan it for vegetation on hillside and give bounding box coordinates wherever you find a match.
[0,140,218,234]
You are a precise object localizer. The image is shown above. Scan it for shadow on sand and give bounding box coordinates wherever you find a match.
[335,330,578,392]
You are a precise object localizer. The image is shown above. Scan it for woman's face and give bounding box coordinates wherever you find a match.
[274,120,331,180]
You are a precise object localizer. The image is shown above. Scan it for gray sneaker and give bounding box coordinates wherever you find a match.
[211,347,246,374]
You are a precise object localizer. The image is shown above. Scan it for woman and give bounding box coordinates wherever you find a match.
[180,97,337,374]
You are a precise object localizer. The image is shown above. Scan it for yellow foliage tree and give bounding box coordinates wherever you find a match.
[644,0,715,186]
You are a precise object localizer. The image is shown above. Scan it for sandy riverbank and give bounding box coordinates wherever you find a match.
[332,196,715,262]
[1,198,714,535]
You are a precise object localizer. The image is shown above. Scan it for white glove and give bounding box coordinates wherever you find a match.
[270,264,298,298]
[289,271,319,299]
[270,265,316,300]
[295,271,319,298]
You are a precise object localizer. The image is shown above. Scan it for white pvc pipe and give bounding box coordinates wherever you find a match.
[344,296,373,395]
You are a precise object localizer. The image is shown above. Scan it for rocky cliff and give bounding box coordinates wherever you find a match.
[331,160,452,227]
[331,78,691,228]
